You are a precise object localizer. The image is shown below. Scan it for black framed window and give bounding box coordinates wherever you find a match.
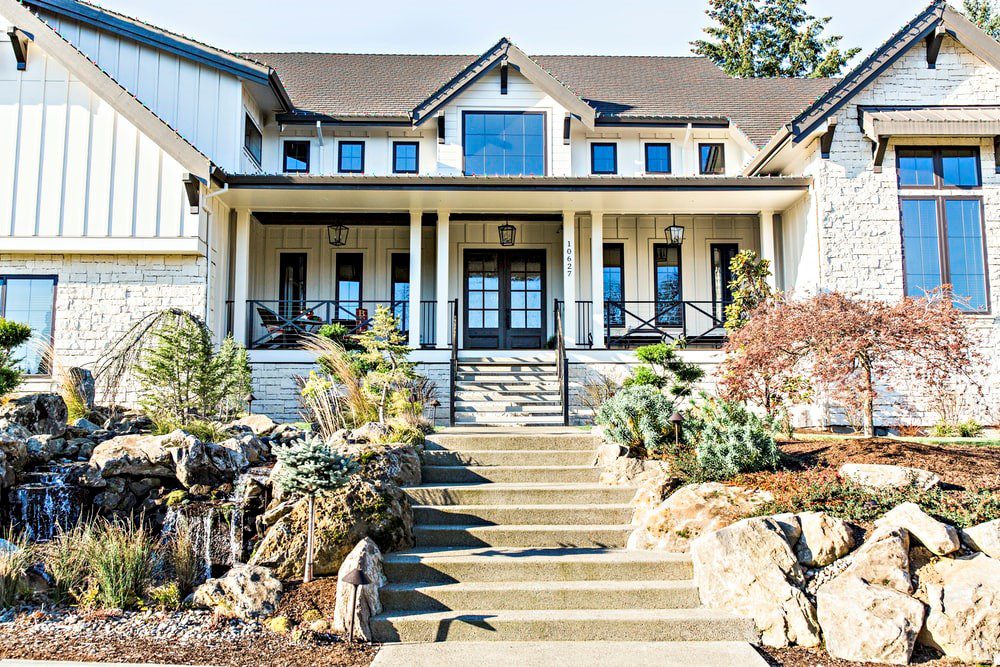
[897,147,981,189]
[603,244,625,326]
[463,111,545,176]
[644,143,672,174]
[278,253,307,320]
[243,114,262,166]
[591,143,617,175]
[390,253,410,331]
[0,275,57,375]
[711,243,740,322]
[699,143,726,175]
[392,142,419,174]
[338,141,365,173]
[335,253,363,320]
[653,244,682,326]
[283,141,310,173]
[901,197,988,312]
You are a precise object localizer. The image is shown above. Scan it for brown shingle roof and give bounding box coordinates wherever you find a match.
[243,51,838,146]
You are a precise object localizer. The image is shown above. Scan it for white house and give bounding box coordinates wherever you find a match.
[1,0,997,427]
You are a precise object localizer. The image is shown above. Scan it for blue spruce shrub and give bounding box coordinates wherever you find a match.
[690,398,780,480]
[595,385,674,455]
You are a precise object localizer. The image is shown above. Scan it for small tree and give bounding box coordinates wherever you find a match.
[724,250,774,331]
[0,319,32,399]
[133,311,251,429]
[964,0,1000,40]
[623,342,704,401]
[355,306,417,423]
[273,435,357,583]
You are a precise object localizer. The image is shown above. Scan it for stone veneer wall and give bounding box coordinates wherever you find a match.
[1,253,207,403]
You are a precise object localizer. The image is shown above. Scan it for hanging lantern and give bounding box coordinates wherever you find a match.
[498,221,516,247]
[327,224,350,247]
[666,224,685,246]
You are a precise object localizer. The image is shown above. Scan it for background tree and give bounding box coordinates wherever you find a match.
[0,318,32,398]
[964,0,1000,40]
[693,0,860,77]
[273,435,357,583]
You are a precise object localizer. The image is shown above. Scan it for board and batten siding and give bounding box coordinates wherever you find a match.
[33,10,245,173]
[0,29,202,241]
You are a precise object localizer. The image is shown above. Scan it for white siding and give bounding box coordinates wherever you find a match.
[0,33,200,240]
[36,11,245,172]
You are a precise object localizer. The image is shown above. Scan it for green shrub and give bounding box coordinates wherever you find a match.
[0,531,33,608]
[84,520,156,610]
[148,582,183,610]
[932,419,984,439]
[623,342,703,400]
[0,318,32,398]
[687,398,780,480]
[162,519,199,597]
[595,385,675,456]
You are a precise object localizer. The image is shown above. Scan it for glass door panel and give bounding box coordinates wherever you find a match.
[711,243,739,323]
[654,244,681,326]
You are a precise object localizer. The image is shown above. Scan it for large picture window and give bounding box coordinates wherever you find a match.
[901,198,988,312]
[463,111,545,176]
[0,275,57,375]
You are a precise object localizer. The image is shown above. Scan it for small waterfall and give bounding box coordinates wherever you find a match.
[10,464,84,542]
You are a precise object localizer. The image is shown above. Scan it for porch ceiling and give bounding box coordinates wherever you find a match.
[215,175,810,214]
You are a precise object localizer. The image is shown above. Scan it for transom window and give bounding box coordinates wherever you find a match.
[283,141,310,173]
[645,143,672,174]
[897,147,981,188]
[0,275,57,375]
[591,143,618,175]
[338,141,365,173]
[393,142,419,174]
[463,111,545,176]
[699,143,726,175]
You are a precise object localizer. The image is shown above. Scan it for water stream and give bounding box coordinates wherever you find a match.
[11,464,84,541]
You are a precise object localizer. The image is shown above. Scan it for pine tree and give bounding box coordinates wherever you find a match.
[693,0,860,78]
[964,0,1000,40]
[273,436,358,582]
[356,306,416,423]
[0,318,32,398]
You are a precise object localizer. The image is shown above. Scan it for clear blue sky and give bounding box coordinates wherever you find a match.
[91,0,951,64]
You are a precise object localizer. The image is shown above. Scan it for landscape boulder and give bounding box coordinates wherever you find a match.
[921,553,1000,664]
[817,575,926,665]
[333,538,387,641]
[82,432,177,485]
[169,434,254,489]
[628,482,773,552]
[794,511,854,567]
[0,393,68,436]
[692,516,820,648]
[960,518,1000,559]
[875,502,960,556]
[834,526,913,594]
[839,463,940,491]
[0,423,30,479]
[594,443,625,468]
[226,414,277,437]
[599,456,671,487]
[191,565,283,620]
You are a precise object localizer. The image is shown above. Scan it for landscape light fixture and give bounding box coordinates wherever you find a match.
[669,411,684,446]
[343,567,371,643]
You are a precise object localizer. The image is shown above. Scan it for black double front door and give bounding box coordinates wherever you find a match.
[464,249,546,349]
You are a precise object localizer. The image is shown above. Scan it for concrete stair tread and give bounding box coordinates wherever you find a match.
[412,503,630,511]
[416,523,632,532]
[374,607,749,622]
[383,579,696,593]
[406,483,630,491]
[423,465,597,472]
[385,546,689,562]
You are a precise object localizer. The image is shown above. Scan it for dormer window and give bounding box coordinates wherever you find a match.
[283,141,310,174]
[463,111,545,176]
[591,143,618,175]
[338,141,365,173]
[699,143,726,175]
[645,143,671,174]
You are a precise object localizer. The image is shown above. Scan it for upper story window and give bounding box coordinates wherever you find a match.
[0,275,57,375]
[393,142,419,174]
[699,143,726,175]
[897,147,981,188]
[243,113,262,167]
[283,140,310,174]
[645,143,671,174]
[463,111,545,176]
[338,141,365,173]
[591,143,618,175]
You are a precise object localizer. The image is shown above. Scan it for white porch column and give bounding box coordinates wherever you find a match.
[435,210,451,349]
[232,209,251,347]
[590,210,606,349]
[408,209,423,349]
[561,210,578,347]
[760,210,778,290]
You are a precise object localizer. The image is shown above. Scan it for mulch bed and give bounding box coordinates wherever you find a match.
[760,646,963,667]
[277,577,342,624]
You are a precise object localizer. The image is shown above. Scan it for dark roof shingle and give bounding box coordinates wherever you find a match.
[243,51,838,146]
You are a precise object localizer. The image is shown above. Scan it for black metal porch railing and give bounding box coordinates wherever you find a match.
[242,300,438,350]
[575,300,732,349]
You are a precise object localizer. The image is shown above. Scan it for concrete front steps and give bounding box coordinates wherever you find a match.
[453,360,563,426]
[371,428,755,644]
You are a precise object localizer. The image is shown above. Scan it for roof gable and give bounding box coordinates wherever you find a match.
[411,38,596,128]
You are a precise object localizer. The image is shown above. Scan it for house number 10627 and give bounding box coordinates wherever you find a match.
[565,240,574,277]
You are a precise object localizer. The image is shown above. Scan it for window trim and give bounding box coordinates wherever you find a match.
[643,142,672,174]
[0,274,58,377]
[392,141,420,174]
[282,140,311,174]
[898,195,990,314]
[461,110,548,177]
[896,145,982,190]
[243,112,262,167]
[590,142,618,175]
[337,140,366,174]
[698,142,726,175]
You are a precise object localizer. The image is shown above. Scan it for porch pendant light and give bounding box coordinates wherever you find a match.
[327,224,350,247]
[498,221,516,247]
[666,224,685,246]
